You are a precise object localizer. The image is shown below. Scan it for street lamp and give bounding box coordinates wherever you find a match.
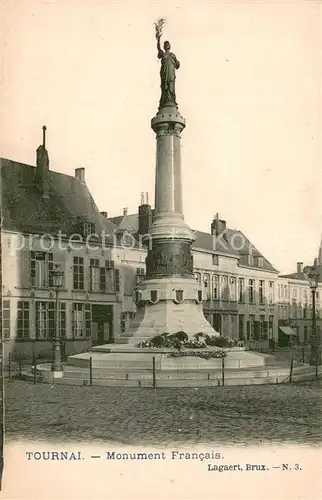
[304,266,320,366]
[51,265,64,378]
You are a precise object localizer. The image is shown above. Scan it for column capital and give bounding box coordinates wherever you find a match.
[151,106,185,136]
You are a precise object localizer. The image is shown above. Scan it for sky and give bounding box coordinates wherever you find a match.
[1,0,322,274]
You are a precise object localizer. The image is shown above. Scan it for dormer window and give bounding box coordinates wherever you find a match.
[254,256,264,268]
[82,222,95,238]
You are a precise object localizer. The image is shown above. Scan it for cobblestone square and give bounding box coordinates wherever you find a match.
[5,380,322,446]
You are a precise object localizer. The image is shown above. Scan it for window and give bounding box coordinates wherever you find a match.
[221,275,229,301]
[212,254,219,266]
[120,312,126,333]
[268,315,274,339]
[259,280,265,304]
[36,301,66,339]
[260,315,267,340]
[17,301,30,339]
[212,275,219,300]
[3,300,10,339]
[203,274,210,300]
[238,314,244,340]
[248,279,255,303]
[283,285,288,300]
[238,278,245,302]
[268,281,274,304]
[82,222,95,237]
[136,267,145,285]
[292,288,298,301]
[73,257,84,290]
[194,272,201,286]
[304,326,308,344]
[248,314,255,341]
[72,303,91,338]
[47,302,66,339]
[36,302,48,339]
[30,251,53,288]
[304,289,308,304]
[100,262,120,293]
[90,259,100,292]
[230,277,237,301]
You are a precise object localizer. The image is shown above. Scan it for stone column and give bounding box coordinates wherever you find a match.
[146,105,196,279]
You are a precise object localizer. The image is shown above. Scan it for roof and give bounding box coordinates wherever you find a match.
[279,272,308,281]
[279,326,297,336]
[0,157,118,238]
[108,212,278,273]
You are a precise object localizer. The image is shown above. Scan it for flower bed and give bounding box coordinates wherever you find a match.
[167,349,226,360]
[137,332,246,350]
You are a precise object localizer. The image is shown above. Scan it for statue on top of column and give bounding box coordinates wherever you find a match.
[154,18,180,110]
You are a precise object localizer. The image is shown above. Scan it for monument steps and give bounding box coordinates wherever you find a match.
[26,363,320,387]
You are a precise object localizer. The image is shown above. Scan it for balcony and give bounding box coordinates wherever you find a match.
[203,299,239,312]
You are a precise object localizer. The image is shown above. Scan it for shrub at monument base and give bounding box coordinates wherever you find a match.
[167,349,227,360]
[137,332,244,351]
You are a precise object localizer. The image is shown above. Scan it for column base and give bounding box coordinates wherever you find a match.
[116,277,218,345]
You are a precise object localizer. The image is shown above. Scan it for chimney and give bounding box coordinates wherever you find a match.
[123,207,128,216]
[36,125,50,199]
[138,191,152,236]
[75,167,85,183]
[100,211,108,218]
[211,213,226,236]
[297,262,303,274]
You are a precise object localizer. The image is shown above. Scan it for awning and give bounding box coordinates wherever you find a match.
[279,326,297,336]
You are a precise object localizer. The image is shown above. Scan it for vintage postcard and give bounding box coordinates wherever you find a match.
[0,0,321,499]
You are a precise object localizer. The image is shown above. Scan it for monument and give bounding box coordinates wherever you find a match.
[38,22,310,385]
[115,19,217,345]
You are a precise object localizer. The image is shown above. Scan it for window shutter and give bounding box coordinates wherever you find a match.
[115,269,120,292]
[100,267,106,293]
[246,321,250,341]
[19,249,31,288]
[53,250,66,287]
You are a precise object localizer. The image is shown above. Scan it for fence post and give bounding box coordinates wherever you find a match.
[8,352,11,379]
[302,346,305,363]
[289,357,293,383]
[152,357,156,389]
[222,357,225,386]
[89,356,93,386]
[19,359,22,378]
[33,353,37,385]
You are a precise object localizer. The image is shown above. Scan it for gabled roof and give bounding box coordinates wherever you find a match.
[108,212,278,273]
[0,158,118,237]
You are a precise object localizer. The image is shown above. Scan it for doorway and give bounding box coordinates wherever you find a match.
[91,304,114,346]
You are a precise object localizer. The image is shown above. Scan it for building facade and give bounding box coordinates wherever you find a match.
[1,138,321,358]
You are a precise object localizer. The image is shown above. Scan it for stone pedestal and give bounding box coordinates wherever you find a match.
[115,276,216,344]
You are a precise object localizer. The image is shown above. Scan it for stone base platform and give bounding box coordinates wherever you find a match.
[30,360,318,387]
[31,345,321,387]
[69,347,274,370]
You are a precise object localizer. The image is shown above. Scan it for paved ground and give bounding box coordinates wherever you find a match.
[5,378,322,446]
